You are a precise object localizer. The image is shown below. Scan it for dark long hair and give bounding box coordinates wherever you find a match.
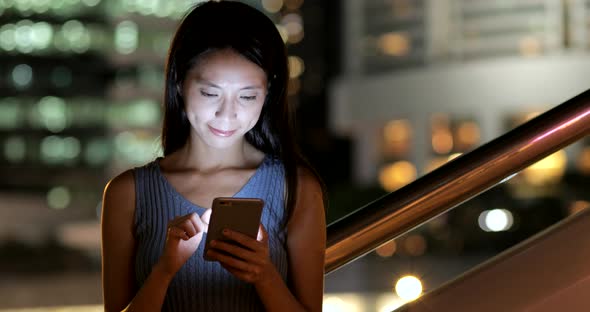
[162,1,323,220]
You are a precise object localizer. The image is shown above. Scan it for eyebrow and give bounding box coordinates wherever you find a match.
[196,79,264,90]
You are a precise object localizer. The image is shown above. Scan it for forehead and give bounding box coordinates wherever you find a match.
[188,49,267,85]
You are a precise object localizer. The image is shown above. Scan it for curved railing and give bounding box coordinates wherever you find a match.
[325,89,590,273]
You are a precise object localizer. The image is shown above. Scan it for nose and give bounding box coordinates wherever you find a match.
[215,99,237,119]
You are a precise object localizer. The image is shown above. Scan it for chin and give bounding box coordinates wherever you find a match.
[204,136,243,150]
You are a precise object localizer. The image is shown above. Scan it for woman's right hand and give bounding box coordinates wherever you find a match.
[155,210,212,277]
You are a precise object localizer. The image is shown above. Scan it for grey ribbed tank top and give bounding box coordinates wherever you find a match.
[133,155,288,311]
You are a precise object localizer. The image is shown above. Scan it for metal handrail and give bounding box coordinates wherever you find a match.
[325,89,590,273]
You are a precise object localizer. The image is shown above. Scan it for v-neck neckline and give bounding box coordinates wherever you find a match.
[153,155,268,210]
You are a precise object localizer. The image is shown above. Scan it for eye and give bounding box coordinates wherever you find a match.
[200,90,218,97]
[240,95,257,101]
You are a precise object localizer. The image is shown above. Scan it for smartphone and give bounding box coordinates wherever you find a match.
[203,197,264,261]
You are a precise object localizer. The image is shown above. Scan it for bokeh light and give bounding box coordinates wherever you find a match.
[395,275,423,301]
[47,186,71,210]
[12,64,34,89]
[379,161,417,191]
[288,55,305,78]
[455,121,480,150]
[378,32,410,56]
[383,119,412,156]
[478,209,514,232]
[403,234,427,256]
[262,0,283,13]
[115,20,138,54]
[281,13,304,44]
[376,240,397,258]
[521,150,567,185]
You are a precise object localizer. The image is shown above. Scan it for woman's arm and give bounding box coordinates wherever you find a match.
[101,170,141,312]
[271,167,326,311]
[101,170,208,312]
[207,167,326,311]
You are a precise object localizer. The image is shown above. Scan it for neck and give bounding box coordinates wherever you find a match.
[175,136,257,172]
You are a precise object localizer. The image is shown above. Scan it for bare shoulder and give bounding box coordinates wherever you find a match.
[296,166,323,197]
[289,166,324,223]
[102,169,136,219]
[104,169,135,200]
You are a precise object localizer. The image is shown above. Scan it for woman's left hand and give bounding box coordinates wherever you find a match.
[207,224,274,285]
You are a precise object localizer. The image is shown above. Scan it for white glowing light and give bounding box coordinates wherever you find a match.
[478,209,514,232]
[32,21,54,50]
[395,275,423,301]
[15,20,34,53]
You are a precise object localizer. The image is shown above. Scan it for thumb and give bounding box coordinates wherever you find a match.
[257,224,268,243]
[201,209,212,232]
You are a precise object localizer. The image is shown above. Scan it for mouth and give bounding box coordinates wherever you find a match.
[208,125,237,137]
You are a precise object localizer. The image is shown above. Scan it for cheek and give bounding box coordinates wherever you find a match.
[244,104,264,129]
[186,100,215,119]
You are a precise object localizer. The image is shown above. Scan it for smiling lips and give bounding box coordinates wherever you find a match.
[208,125,237,137]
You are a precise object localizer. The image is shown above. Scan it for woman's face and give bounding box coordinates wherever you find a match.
[182,48,268,150]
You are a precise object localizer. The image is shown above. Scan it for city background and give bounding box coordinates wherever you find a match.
[0,0,589,311]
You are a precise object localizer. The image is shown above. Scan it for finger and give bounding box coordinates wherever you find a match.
[223,229,261,251]
[168,212,196,227]
[257,224,268,243]
[206,249,252,272]
[221,265,254,283]
[167,215,185,227]
[201,209,212,226]
[168,226,189,240]
[176,219,198,237]
[188,212,206,233]
[210,240,259,263]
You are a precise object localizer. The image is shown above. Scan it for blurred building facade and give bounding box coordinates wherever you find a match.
[0,0,198,253]
[330,0,590,188]
[322,1,590,311]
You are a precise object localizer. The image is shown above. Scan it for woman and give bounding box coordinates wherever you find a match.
[100,1,326,311]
